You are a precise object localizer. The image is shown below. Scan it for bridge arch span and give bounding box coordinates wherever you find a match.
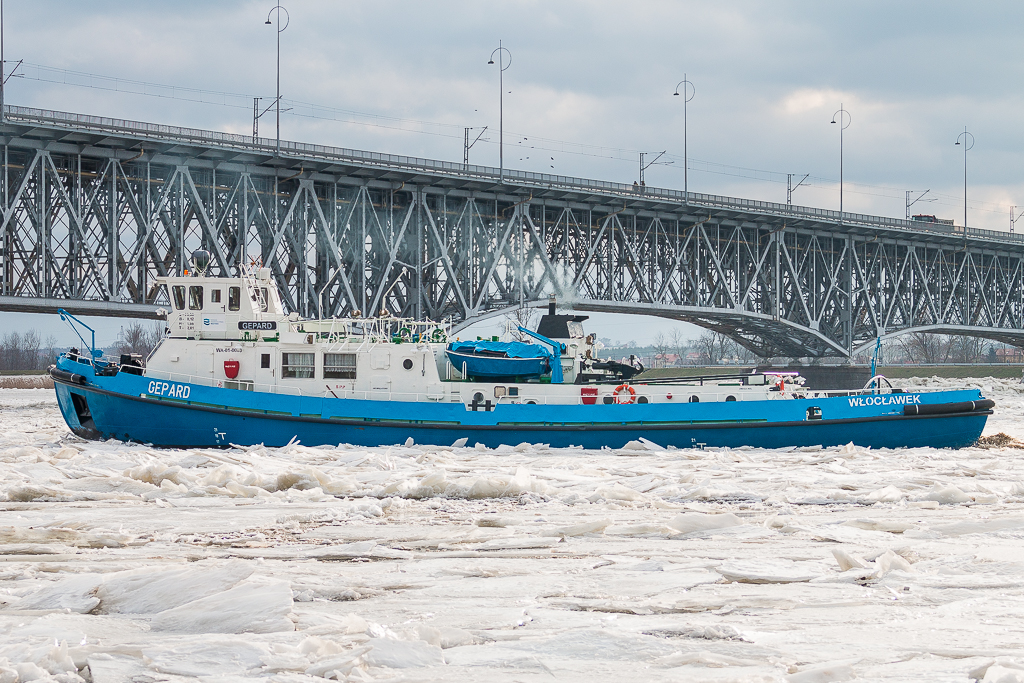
[853,325,1024,357]
[454,299,848,358]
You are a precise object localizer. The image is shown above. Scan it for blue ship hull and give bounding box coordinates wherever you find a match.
[50,357,991,450]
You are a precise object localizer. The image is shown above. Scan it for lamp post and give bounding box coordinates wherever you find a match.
[265,5,289,156]
[673,75,694,203]
[488,41,511,184]
[831,104,851,223]
[955,127,974,234]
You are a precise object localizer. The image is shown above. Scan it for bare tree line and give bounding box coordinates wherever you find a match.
[0,321,164,374]
[647,329,1013,367]
[0,331,58,372]
[3,314,1010,374]
[115,321,165,359]
[651,329,759,366]
[502,307,538,342]
[888,334,995,364]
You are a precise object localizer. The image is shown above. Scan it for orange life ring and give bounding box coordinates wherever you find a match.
[614,383,636,404]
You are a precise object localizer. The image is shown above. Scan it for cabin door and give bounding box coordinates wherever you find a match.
[253,348,277,391]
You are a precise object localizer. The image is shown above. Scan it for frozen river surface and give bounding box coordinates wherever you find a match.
[3,379,1024,682]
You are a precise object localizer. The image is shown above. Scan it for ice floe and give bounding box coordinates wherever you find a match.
[2,381,1024,681]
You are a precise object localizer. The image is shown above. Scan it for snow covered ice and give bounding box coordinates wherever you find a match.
[3,378,1024,681]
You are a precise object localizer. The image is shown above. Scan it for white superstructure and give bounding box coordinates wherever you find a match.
[146,264,785,408]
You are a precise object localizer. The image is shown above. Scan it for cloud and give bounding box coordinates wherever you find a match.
[779,88,844,116]
[1,0,1021,232]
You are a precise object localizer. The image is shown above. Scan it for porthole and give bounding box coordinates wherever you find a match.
[689,395,700,403]
[403,358,414,370]
[726,395,737,402]
[603,395,614,404]
[637,396,649,404]
[525,399,537,405]
[473,392,484,402]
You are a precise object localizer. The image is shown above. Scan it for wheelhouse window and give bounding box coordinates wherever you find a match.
[210,289,222,304]
[324,353,357,379]
[281,352,315,379]
[228,287,240,311]
[171,286,186,310]
[252,287,269,312]
[188,286,203,310]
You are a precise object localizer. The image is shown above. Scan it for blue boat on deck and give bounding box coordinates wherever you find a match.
[48,262,994,451]
[446,340,551,379]
[445,328,568,382]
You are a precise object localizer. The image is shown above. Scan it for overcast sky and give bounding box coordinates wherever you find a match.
[3,1,1023,344]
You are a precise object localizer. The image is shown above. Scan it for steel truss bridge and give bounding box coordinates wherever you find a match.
[2,104,1024,358]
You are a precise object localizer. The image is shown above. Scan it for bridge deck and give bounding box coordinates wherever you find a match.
[4,105,1019,245]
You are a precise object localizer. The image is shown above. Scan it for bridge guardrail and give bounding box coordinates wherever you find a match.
[4,104,1022,245]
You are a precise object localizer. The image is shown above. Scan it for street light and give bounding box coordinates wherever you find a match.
[955,127,975,234]
[266,5,289,156]
[831,104,851,223]
[673,75,695,203]
[488,41,511,184]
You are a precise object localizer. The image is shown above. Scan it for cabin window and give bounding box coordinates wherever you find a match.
[228,287,241,311]
[210,289,222,303]
[282,352,315,379]
[171,286,186,310]
[324,353,357,379]
[251,287,270,312]
[188,286,203,310]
